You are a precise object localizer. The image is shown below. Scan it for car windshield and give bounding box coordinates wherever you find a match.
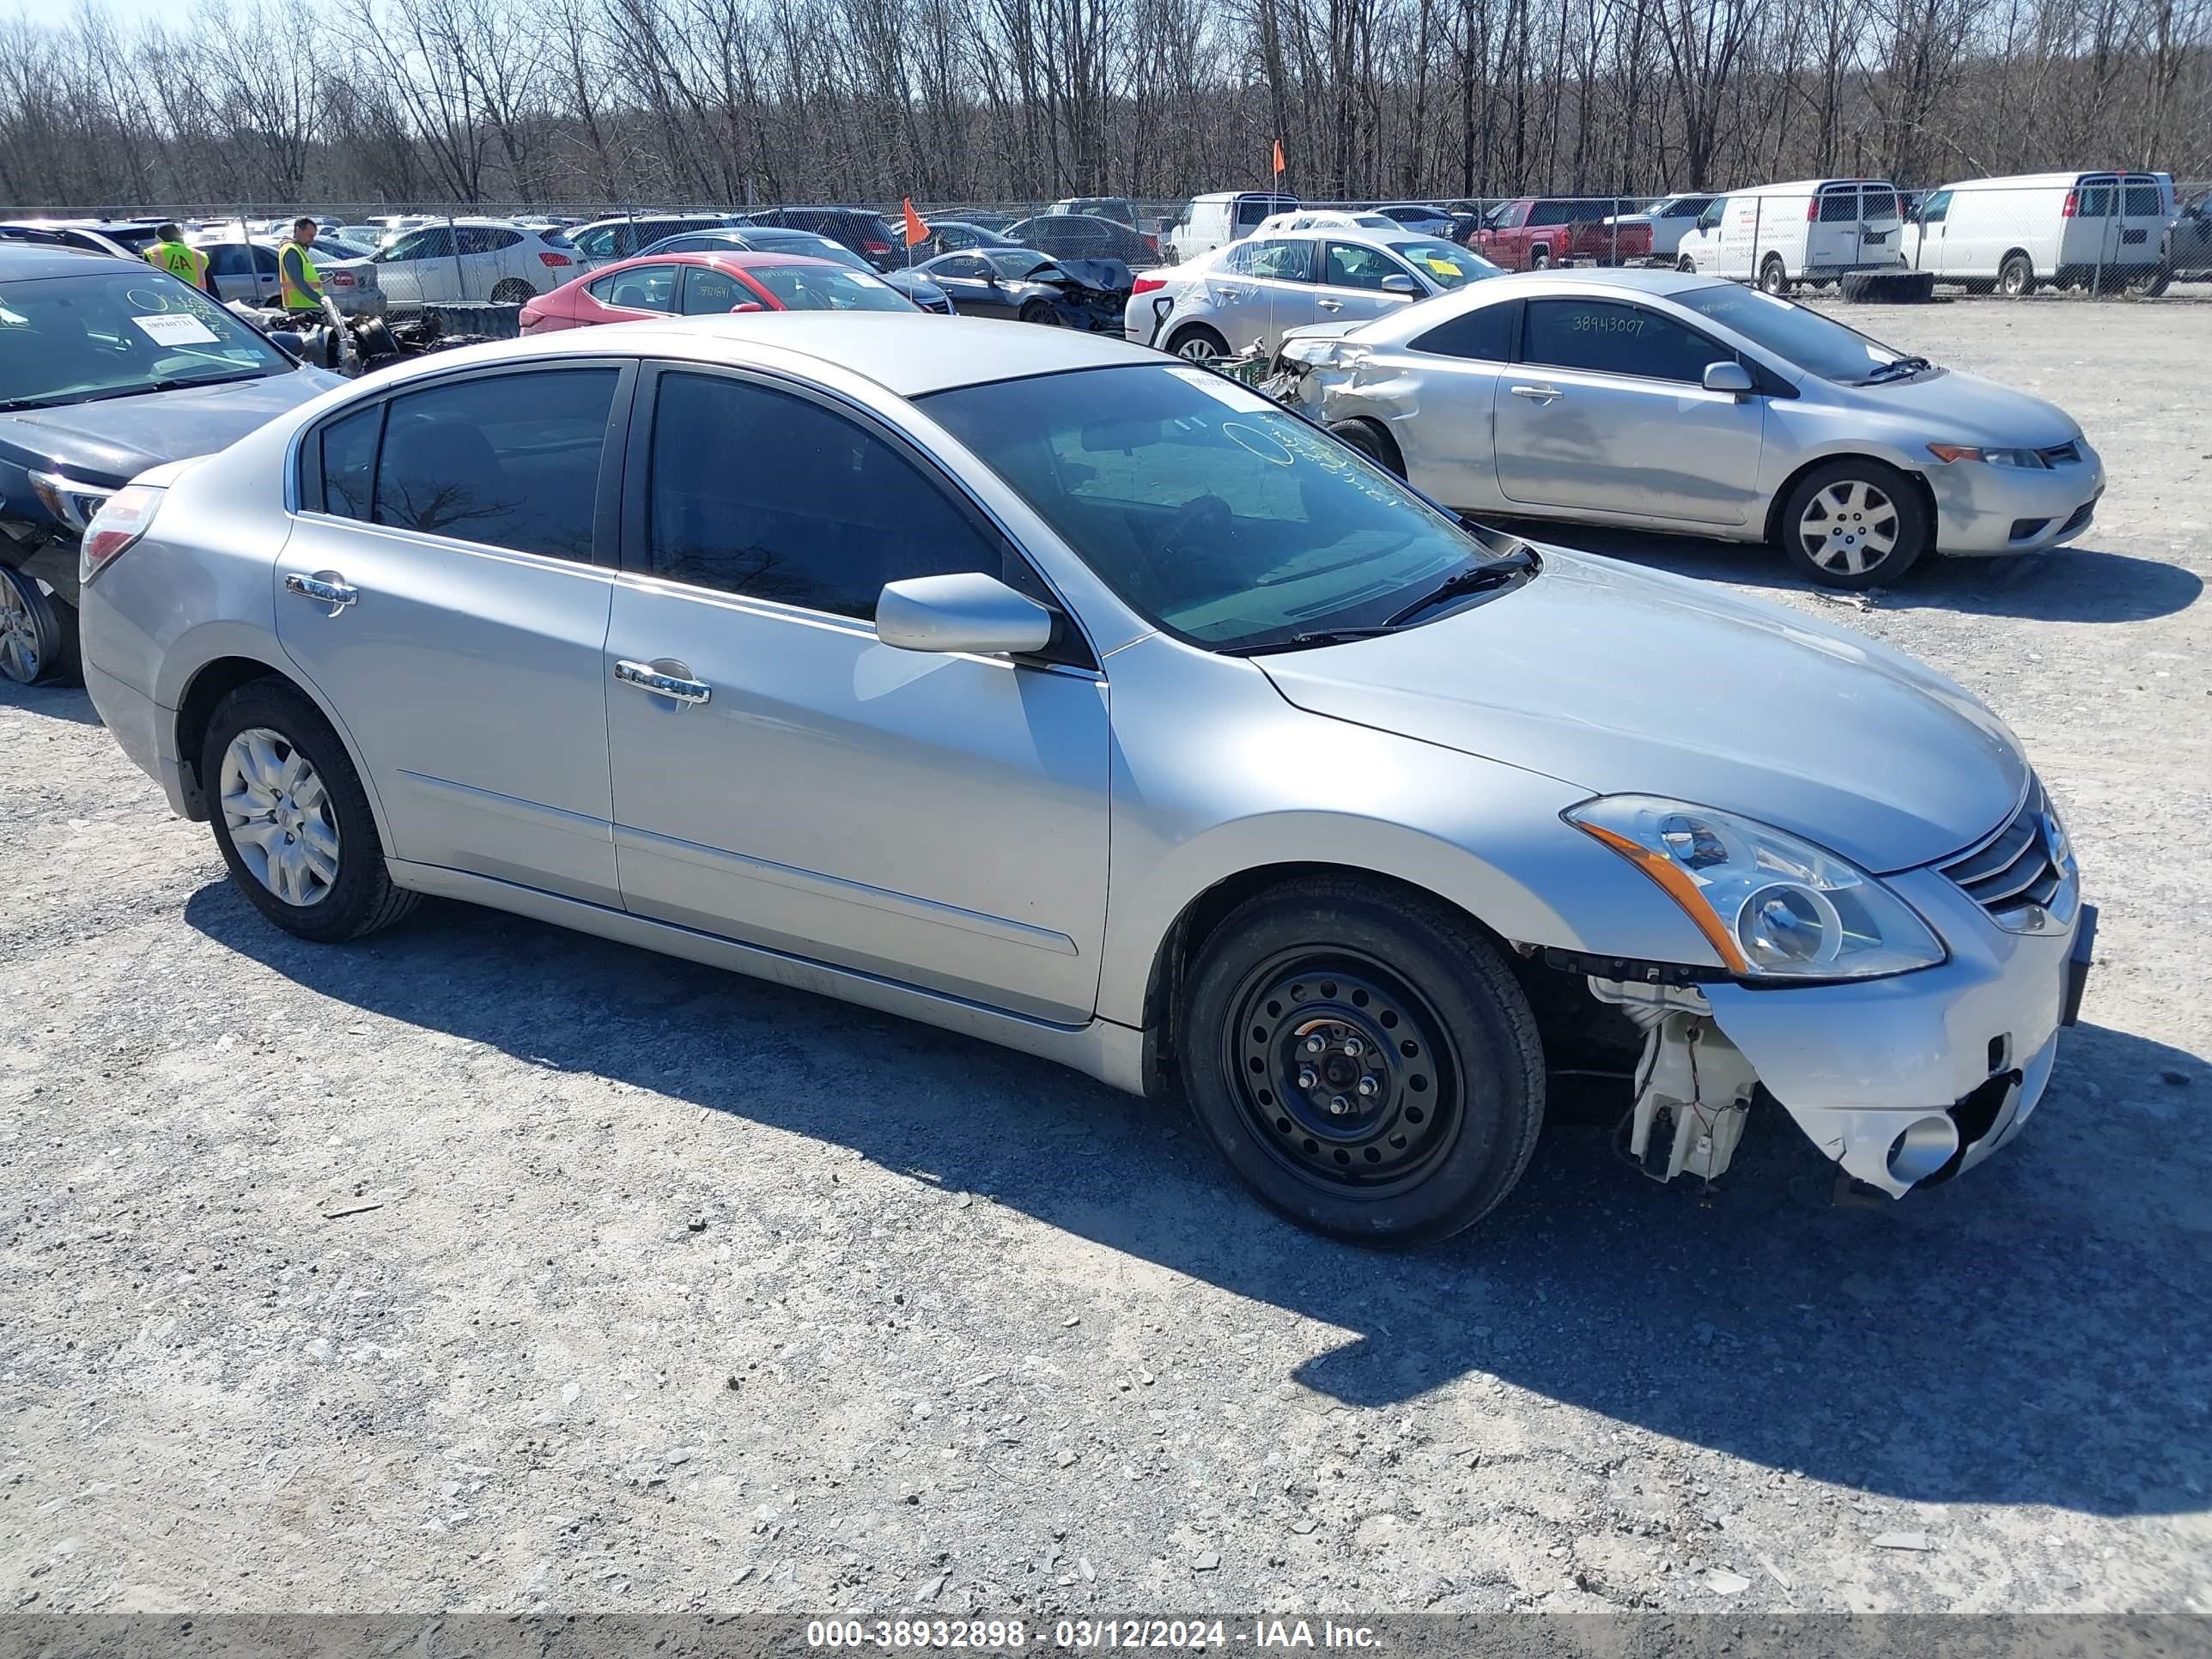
[984,251,1053,279]
[744,264,914,311]
[1387,239,1498,287]
[921,364,1520,653]
[1674,283,1916,385]
[773,234,870,271]
[0,268,293,409]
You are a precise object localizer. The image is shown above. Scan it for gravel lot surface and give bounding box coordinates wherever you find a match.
[3,298,2208,1620]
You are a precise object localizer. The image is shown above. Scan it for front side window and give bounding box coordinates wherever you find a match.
[372,368,617,560]
[0,268,294,410]
[923,364,1516,653]
[1666,196,1713,218]
[1522,298,1728,384]
[1698,198,1727,229]
[1675,282,1909,384]
[1918,191,1952,223]
[1323,242,1412,290]
[679,266,748,314]
[646,371,1002,619]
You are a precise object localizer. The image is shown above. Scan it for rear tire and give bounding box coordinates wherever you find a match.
[1758,254,1791,295]
[1166,323,1229,362]
[0,565,80,687]
[1997,252,2036,297]
[2136,265,2172,297]
[1529,246,1552,270]
[1777,459,1929,589]
[1676,254,1697,273]
[202,679,419,943]
[1177,878,1546,1248]
[1328,418,1405,477]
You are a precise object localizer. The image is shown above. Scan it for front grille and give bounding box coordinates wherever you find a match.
[1940,778,2075,932]
[2058,499,2095,536]
[2039,441,2081,465]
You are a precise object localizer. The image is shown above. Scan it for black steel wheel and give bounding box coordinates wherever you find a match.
[1177,877,1545,1247]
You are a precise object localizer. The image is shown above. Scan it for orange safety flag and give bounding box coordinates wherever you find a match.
[1272,138,1285,176]
[902,198,928,246]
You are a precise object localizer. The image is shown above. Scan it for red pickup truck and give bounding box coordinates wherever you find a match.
[1468,198,1652,269]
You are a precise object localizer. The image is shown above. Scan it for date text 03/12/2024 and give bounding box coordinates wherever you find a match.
[805,1619,1384,1650]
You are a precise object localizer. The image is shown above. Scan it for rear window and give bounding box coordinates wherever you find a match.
[1862,190,1899,220]
[541,228,576,249]
[1818,190,1861,222]
[2124,183,2164,216]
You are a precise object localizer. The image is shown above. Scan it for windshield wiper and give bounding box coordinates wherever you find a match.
[1381,545,1540,627]
[0,394,74,411]
[1222,626,1399,657]
[1863,355,1932,383]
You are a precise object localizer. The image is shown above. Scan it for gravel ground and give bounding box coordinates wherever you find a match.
[2,298,2208,1620]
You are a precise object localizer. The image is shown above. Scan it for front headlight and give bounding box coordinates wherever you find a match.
[1565,796,1947,980]
[1927,443,2046,469]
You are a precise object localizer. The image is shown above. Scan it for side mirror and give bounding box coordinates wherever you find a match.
[269,330,307,356]
[1379,273,1420,295]
[876,572,1054,657]
[1703,361,1754,395]
[729,301,766,313]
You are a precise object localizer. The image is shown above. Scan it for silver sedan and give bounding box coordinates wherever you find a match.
[78,316,2091,1243]
[1271,269,2105,588]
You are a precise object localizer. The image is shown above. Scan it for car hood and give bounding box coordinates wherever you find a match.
[1255,547,2026,873]
[1839,367,2081,447]
[0,368,342,489]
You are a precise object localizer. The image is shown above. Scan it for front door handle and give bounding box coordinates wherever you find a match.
[1316,298,1346,312]
[615,659,711,705]
[283,571,356,614]
[1509,383,1564,403]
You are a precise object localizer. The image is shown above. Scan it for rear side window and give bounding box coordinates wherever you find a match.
[1818,189,1861,222]
[1236,199,1273,227]
[588,264,678,311]
[1522,298,1728,385]
[319,403,382,519]
[1413,301,1516,362]
[646,371,1002,618]
[372,368,617,560]
[679,266,749,314]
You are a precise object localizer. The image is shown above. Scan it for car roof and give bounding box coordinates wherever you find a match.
[1489,267,1723,296]
[368,312,1162,398]
[1945,170,2163,190]
[0,244,125,278]
[1735,179,1898,192]
[602,251,846,271]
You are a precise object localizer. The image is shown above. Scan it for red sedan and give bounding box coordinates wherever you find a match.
[520,251,919,333]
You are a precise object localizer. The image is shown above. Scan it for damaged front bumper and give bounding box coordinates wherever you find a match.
[1593,869,2093,1198]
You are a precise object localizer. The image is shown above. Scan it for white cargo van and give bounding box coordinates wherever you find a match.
[1903,172,2173,294]
[1166,192,1298,264]
[1674,179,1906,292]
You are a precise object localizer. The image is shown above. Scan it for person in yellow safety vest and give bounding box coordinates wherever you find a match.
[276,217,325,312]
[144,223,214,296]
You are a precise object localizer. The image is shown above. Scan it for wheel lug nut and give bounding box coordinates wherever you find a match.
[1297,1067,1317,1090]
[1304,1036,1325,1054]
[1328,1096,1350,1116]
[1357,1076,1378,1097]
[1342,1036,1364,1058]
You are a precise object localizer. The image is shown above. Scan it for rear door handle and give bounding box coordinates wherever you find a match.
[283,571,356,613]
[1510,383,1563,403]
[615,659,711,705]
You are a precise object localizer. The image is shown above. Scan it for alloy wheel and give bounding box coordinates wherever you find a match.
[1223,950,1462,1199]
[0,572,41,684]
[1796,478,1899,577]
[221,726,342,907]
[1176,335,1218,362]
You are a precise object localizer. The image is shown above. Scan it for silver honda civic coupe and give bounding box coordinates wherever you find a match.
[1269,269,2106,590]
[76,315,2094,1246]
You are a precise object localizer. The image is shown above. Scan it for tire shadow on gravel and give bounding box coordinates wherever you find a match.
[1486,518,2203,624]
[185,878,2212,1518]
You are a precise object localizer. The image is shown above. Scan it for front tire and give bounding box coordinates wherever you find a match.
[1758,254,1791,295]
[1778,459,1929,588]
[1328,418,1405,477]
[1176,878,1546,1248]
[1018,298,1063,327]
[0,565,79,687]
[1676,253,1697,273]
[202,679,418,942]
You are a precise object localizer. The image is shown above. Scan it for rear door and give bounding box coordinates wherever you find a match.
[1806,185,1861,272]
[2118,175,2169,271]
[1858,185,1904,265]
[1210,238,1316,352]
[276,361,630,906]
[1494,295,1765,524]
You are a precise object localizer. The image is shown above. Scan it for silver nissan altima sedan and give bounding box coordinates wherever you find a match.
[76,315,2094,1245]
[1269,269,2106,590]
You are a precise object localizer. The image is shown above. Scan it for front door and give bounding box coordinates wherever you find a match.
[1314,242,1419,331]
[925,254,1017,317]
[276,361,630,905]
[1494,295,1765,525]
[1908,189,1952,273]
[602,364,1110,1024]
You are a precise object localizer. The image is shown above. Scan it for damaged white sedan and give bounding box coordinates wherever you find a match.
[80,319,2091,1248]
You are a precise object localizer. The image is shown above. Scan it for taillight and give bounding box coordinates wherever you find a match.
[861,239,891,254]
[1807,196,1820,221]
[1132,275,1168,295]
[325,270,356,287]
[538,251,573,267]
[2062,189,2078,217]
[78,483,164,585]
